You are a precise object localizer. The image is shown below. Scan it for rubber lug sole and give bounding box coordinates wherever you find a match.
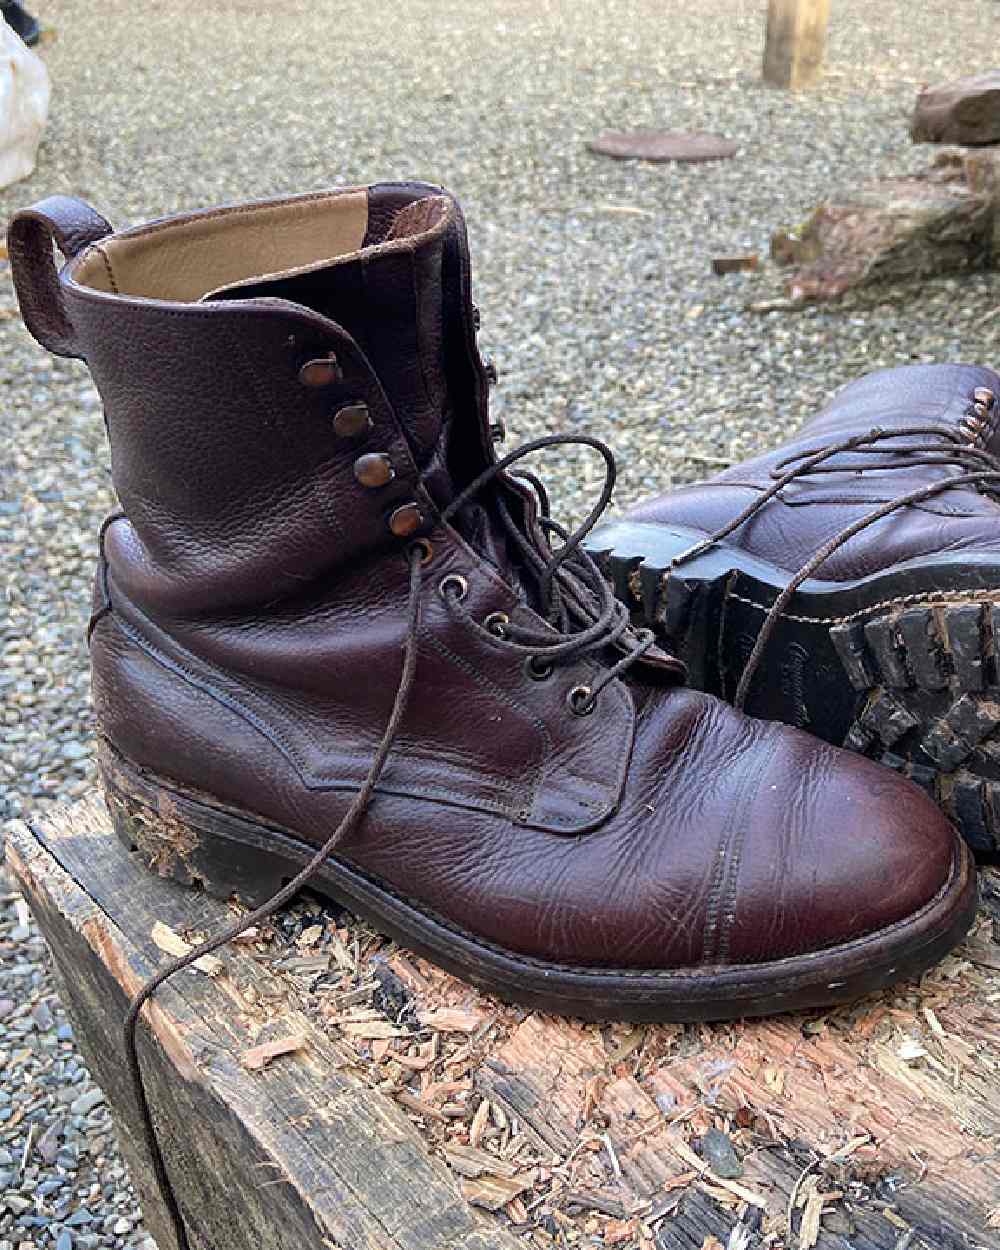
[589,520,1000,857]
[98,738,977,1024]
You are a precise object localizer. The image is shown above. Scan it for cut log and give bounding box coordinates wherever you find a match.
[762,0,831,91]
[773,169,993,300]
[912,71,1000,147]
[8,794,1000,1250]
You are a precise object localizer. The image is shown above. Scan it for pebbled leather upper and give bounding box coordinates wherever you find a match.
[623,364,1000,582]
[9,191,964,973]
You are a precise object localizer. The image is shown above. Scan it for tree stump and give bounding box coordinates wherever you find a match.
[762,0,831,92]
[8,795,1000,1250]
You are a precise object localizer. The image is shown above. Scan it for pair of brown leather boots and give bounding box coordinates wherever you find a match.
[10,181,998,1023]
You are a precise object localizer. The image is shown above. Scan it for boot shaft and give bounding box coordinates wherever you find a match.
[9,184,495,613]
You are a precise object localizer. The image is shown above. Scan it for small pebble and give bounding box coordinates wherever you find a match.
[699,1127,743,1179]
[69,1090,105,1117]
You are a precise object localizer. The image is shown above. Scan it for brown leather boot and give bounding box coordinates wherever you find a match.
[9,194,976,1022]
[590,364,1000,856]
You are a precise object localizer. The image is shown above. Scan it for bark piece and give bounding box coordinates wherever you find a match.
[912,71,1000,147]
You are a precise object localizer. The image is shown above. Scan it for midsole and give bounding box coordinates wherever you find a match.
[588,520,1000,620]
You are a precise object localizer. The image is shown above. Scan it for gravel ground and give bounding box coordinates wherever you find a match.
[2,1,999,1245]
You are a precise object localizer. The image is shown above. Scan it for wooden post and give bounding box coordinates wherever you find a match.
[8,796,1000,1250]
[763,0,831,90]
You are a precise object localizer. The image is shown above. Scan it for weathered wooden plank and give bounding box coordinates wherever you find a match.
[762,0,831,91]
[8,793,1000,1250]
[7,797,521,1250]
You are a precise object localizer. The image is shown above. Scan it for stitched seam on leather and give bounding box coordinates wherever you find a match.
[111,612,310,779]
[422,632,548,817]
[93,243,119,295]
[101,190,363,243]
[700,732,768,963]
[107,611,525,818]
[111,767,966,980]
[728,586,1000,626]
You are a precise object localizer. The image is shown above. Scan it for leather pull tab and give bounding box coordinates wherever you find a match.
[7,196,114,358]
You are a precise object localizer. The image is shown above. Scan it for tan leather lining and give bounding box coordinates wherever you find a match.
[72,190,368,302]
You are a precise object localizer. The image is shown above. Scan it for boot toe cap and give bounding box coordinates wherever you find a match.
[726,724,966,965]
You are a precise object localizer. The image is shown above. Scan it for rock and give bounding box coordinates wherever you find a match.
[68,1088,104,1117]
[30,1000,53,1031]
[55,1234,73,1250]
[912,71,1000,147]
[774,167,993,300]
[4,1195,30,1215]
[699,1127,743,1178]
[35,1120,62,1164]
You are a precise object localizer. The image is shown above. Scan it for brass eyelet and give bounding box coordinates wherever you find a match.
[409,539,434,567]
[525,656,554,681]
[567,684,595,716]
[484,611,510,638]
[299,353,342,387]
[438,574,469,603]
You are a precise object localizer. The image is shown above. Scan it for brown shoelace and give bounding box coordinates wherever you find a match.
[667,422,1000,710]
[119,433,655,1248]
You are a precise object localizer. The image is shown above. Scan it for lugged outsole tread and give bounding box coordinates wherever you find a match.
[601,546,1000,856]
[829,601,1000,854]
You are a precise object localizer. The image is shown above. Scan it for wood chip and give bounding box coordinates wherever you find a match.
[506,1195,529,1224]
[396,1090,448,1123]
[461,1173,531,1211]
[339,1020,405,1040]
[419,1007,487,1033]
[444,1142,519,1179]
[150,921,225,976]
[797,1177,823,1249]
[387,953,432,993]
[711,255,759,275]
[962,940,1000,972]
[240,1034,308,1071]
[469,1097,491,1148]
[296,923,324,947]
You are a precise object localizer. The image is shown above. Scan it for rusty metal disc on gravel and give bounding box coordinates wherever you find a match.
[587,130,738,163]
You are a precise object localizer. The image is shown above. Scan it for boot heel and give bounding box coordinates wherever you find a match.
[101,768,302,910]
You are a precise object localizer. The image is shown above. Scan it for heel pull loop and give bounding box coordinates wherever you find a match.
[7,196,114,358]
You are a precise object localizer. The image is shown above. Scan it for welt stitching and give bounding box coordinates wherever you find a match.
[726,585,1000,626]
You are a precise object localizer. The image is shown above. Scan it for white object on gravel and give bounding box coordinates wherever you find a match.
[0,20,49,189]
